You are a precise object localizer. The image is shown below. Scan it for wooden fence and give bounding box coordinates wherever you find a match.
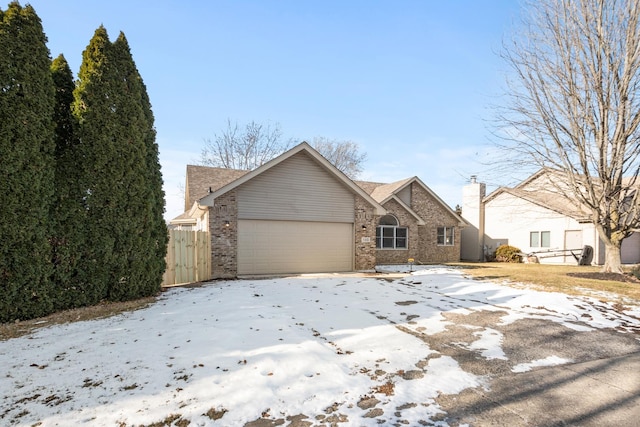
[163,229,211,286]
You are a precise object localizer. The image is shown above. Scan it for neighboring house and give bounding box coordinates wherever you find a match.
[171,142,466,278]
[461,170,640,265]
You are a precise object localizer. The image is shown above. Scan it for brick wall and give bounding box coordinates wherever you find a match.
[410,184,461,263]
[354,195,378,270]
[375,198,420,265]
[210,190,238,279]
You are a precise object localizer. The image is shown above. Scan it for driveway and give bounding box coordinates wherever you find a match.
[1,266,639,426]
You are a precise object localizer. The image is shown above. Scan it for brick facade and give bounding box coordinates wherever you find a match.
[411,184,461,263]
[354,195,378,270]
[375,183,461,265]
[210,190,238,279]
[374,198,420,265]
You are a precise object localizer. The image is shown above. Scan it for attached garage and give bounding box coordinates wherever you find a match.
[235,150,356,275]
[198,143,386,278]
[238,220,353,275]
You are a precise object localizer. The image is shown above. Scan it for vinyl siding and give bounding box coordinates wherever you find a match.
[397,185,411,206]
[237,152,355,222]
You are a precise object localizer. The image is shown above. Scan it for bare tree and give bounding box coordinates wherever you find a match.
[311,137,367,179]
[200,119,291,170]
[200,120,368,179]
[497,0,640,272]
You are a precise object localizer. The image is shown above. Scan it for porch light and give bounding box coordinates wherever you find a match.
[224,220,230,227]
[361,225,367,230]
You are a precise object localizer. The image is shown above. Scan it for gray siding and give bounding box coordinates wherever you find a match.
[237,152,355,222]
[397,185,411,206]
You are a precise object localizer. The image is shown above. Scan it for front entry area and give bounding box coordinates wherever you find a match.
[237,220,354,275]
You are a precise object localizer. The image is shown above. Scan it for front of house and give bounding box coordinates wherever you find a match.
[357,177,466,265]
[171,142,466,278]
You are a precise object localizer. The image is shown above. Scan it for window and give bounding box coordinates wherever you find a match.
[530,231,550,248]
[530,231,539,247]
[437,227,454,246]
[376,215,408,249]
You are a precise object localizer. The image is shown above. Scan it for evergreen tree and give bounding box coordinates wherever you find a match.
[74,27,166,302]
[113,33,167,297]
[50,54,90,309]
[0,2,55,322]
[73,26,119,301]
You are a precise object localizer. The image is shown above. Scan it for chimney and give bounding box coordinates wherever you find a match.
[461,175,486,261]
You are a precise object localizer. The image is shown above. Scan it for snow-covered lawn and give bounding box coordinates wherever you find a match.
[1,266,639,426]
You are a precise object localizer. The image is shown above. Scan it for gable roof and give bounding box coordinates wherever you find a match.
[185,165,249,211]
[485,169,592,222]
[357,176,467,226]
[198,142,386,215]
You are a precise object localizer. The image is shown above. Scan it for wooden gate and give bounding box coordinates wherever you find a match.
[163,229,211,286]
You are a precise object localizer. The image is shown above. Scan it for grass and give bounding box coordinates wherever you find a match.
[3,264,639,342]
[449,262,640,302]
[0,297,155,341]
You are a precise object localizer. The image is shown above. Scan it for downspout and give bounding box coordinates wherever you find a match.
[479,195,485,262]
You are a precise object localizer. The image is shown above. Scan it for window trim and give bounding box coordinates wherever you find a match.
[437,226,455,246]
[376,224,408,250]
[530,231,550,248]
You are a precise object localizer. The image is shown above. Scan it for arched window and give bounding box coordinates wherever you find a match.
[376,215,408,249]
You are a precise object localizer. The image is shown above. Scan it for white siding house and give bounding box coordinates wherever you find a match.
[461,170,640,265]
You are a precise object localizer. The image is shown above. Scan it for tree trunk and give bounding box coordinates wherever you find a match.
[602,242,623,273]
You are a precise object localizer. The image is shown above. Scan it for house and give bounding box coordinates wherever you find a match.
[356,177,467,265]
[461,170,640,265]
[171,142,466,278]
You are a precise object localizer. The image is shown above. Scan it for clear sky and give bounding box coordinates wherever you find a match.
[24,0,522,220]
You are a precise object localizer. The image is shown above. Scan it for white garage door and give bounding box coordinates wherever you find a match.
[238,220,353,275]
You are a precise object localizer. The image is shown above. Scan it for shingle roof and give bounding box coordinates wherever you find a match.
[185,165,249,211]
[501,187,591,221]
[354,178,413,203]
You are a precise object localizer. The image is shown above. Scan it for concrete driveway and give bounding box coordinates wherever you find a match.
[414,307,640,426]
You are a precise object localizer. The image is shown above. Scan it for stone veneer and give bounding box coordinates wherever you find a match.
[374,198,419,265]
[209,190,238,279]
[354,195,378,270]
[375,183,461,265]
[411,184,461,263]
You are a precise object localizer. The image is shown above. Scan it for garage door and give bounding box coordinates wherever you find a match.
[238,220,353,275]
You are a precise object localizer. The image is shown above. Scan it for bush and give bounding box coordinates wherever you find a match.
[495,245,523,263]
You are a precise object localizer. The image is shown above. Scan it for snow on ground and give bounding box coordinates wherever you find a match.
[1,266,639,426]
[511,355,574,373]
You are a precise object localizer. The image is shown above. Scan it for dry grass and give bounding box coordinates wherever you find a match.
[0,297,156,341]
[449,262,640,302]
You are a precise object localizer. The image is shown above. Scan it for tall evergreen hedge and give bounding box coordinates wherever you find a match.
[74,27,167,302]
[0,5,167,323]
[50,54,92,309]
[0,2,55,322]
[113,33,168,298]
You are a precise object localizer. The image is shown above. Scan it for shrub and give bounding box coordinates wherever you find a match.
[495,245,523,263]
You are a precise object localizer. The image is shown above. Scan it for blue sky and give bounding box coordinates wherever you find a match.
[25,0,521,220]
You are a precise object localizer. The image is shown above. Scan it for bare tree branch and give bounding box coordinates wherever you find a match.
[495,0,640,272]
[200,119,290,170]
[310,137,367,179]
[200,120,368,179]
